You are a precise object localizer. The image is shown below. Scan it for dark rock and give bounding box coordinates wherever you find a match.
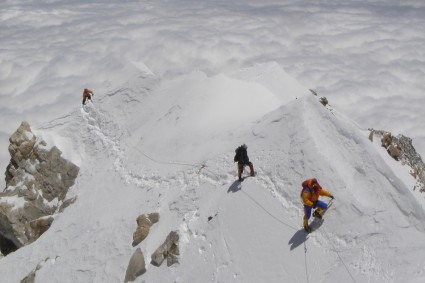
[0,122,79,255]
[151,231,180,267]
[124,248,146,282]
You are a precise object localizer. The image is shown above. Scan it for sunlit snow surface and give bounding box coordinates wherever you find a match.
[1,71,425,282]
[1,1,425,282]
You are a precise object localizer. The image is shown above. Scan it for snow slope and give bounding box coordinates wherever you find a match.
[1,63,425,283]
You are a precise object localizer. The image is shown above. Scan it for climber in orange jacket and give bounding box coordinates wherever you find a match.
[301,178,334,233]
[82,88,94,105]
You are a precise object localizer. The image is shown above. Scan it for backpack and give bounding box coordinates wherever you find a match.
[300,179,319,197]
[234,147,243,162]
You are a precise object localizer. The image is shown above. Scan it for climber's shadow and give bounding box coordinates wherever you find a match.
[288,229,308,250]
[227,180,241,193]
[288,219,324,250]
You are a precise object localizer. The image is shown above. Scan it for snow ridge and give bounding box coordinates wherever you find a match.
[1,66,425,283]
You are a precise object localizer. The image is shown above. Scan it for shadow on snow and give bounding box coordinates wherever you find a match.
[288,219,324,250]
[227,180,242,193]
[227,178,327,252]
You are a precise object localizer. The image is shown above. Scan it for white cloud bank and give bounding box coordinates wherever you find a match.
[1,0,425,187]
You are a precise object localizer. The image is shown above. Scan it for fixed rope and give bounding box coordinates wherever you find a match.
[124,139,355,282]
[319,201,357,283]
[241,189,313,283]
[241,190,298,231]
[123,139,228,178]
[123,139,206,171]
[304,242,309,283]
[325,233,357,283]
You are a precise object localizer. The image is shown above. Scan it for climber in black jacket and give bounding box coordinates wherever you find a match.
[234,144,255,182]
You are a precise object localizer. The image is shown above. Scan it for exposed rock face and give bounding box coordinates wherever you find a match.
[387,144,401,160]
[381,132,393,149]
[368,130,374,142]
[132,212,159,247]
[0,122,79,255]
[151,231,180,267]
[124,248,146,283]
[319,97,328,106]
[379,132,401,160]
[370,129,425,192]
[20,257,57,283]
[123,212,161,281]
[309,89,333,110]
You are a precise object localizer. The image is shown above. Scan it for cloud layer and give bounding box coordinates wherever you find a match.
[1,0,425,180]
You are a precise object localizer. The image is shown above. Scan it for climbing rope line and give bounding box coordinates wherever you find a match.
[122,137,354,282]
[319,201,356,283]
[325,233,357,283]
[334,247,357,283]
[133,145,201,167]
[241,189,313,283]
[123,139,204,169]
[304,242,309,283]
[82,103,225,182]
[301,199,356,283]
[122,138,230,180]
[241,190,298,231]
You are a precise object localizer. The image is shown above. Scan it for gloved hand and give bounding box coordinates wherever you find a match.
[330,195,335,200]
[312,201,318,208]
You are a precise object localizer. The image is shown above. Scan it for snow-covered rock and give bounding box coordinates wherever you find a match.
[0,65,425,283]
[124,248,146,283]
[151,231,180,267]
[0,122,79,255]
[372,129,425,192]
[132,212,159,247]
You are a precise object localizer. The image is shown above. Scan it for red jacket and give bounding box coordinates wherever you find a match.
[82,88,94,99]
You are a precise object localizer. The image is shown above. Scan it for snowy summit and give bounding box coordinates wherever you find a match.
[0,61,424,282]
[1,1,425,283]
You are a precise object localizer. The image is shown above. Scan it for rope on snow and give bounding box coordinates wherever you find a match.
[241,190,299,231]
[123,138,356,282]
[304,241,309,283]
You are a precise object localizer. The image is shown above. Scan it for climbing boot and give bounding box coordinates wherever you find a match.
[313,210,322,219]
[303,219,312,233]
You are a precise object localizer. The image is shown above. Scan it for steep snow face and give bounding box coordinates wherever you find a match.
[1,65,425,283]
[128,62,308,168]
[132,70,284,164]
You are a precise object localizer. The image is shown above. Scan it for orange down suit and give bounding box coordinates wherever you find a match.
[301,178,332,207]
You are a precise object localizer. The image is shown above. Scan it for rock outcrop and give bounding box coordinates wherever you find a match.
[132,212,159,247]
[381,132,393,150]
[309,89,331,109]
[151,231,180,267]
[0,122,79,255]
[369,129,425,192]
[20,257,58,283]
[124,248,146,283]
[123,212,161,281]
[319,97,328,106]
